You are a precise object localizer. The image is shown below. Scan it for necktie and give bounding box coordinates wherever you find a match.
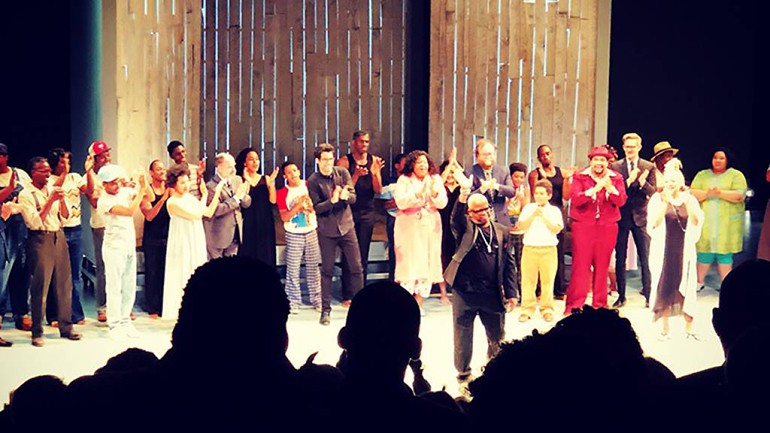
[630,160,636,172]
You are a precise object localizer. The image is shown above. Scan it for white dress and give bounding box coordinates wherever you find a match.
[162,194,208,321]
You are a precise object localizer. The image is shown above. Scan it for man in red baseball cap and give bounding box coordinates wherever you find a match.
[85,141,112,322]
[564,146,627,315]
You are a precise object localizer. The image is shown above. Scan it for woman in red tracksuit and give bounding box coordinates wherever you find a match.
[565,146,627,314]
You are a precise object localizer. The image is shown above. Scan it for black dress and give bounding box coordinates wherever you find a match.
[440,185,461,270]
[143,192,170,315]
[238,176,277,267]
[653,203,687,318]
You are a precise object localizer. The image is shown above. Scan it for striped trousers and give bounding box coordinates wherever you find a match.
[285,229,322,308]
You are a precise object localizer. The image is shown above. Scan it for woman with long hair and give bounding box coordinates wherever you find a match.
[235,148,279,267]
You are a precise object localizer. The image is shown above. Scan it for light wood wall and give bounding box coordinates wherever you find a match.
[429,0,605,172]
[201,0,406,178]
[107,0,202,172]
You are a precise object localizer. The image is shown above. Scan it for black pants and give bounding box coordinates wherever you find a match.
[452,290,505,377]
[143,239,168,315]
[319,229,363,313]
[27,230,73,337]
[615,223,651,301]
[340,211,374,296]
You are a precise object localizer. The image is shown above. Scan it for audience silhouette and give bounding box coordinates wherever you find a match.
[336,281,466,431]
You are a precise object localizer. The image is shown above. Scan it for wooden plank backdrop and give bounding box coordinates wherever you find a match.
[114,0,202,172]
[201,0,407,180]
[429,0,600,172]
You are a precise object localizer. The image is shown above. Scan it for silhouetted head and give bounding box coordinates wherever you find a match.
[96,348,159,375]
[8,375,67,430]
[338,281,421,379]
[712,259,770,356]
[172,256,290,364]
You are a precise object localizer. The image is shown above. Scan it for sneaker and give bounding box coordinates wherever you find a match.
[109,326,128,340]
[124,323,141,338]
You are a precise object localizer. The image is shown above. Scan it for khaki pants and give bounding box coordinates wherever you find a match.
[521,245,557,316]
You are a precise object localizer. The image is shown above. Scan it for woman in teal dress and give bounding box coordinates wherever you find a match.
[690,147,747,290]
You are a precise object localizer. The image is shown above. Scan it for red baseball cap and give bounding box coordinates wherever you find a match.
[88,141,111,156]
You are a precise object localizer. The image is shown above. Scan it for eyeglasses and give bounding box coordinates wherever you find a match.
[469,207,491,214]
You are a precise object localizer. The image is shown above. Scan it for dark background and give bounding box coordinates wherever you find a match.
[1,1,766,207]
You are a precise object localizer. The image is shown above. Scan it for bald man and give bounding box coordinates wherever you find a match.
[444,188,518,385]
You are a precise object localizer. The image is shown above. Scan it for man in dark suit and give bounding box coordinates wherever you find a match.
[444,185,517,385]
[610,133,656,308]
[203,152,251,259]
[466,139,515,229]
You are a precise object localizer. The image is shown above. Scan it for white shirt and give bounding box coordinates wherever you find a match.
[18,185,66,231]
[278,183,317,234]
[97,187,137,251]
[519,202,563,247]
[89,173,105,228]
[49,173,86,227]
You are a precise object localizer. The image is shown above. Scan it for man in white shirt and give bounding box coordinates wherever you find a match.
[96,164,146,338]
[516,179,564,322]
[18,156,82,347]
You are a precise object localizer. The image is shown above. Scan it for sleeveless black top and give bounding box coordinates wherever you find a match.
[346,153,375,214]
[143,190,170,243]
[537,166,564,208]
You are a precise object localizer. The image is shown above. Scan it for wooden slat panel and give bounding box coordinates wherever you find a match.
[428,0,601,173]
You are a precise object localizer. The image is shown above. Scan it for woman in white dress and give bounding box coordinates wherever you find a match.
[394,151,448,312]
[647,159,703,339]
[162,164,224,320]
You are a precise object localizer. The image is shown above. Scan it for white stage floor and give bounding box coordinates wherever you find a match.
[0,282,725,405]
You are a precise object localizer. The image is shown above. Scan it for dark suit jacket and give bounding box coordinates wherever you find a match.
[466,164,515,228]
[611,158,656,228]
[203,174,252,249]
[443,198,518,303]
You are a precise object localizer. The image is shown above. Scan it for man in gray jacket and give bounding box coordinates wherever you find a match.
[203,152,251,259]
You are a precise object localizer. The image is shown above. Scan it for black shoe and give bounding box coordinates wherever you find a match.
[697,285,705,292]
[61,331,82,341]
[0,337,12,347]
[644,300,650,308]
[611,298,626,309]
[319,312,330,326]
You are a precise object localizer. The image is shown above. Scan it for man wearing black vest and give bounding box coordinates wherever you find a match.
[444,178,517,385]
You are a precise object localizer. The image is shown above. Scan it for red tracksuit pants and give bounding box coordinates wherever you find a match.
[565,221,618,313]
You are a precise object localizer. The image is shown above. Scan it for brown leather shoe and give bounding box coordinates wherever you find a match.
[61,331,82,341]
[31,336,44,347]
[15,315,32,331]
